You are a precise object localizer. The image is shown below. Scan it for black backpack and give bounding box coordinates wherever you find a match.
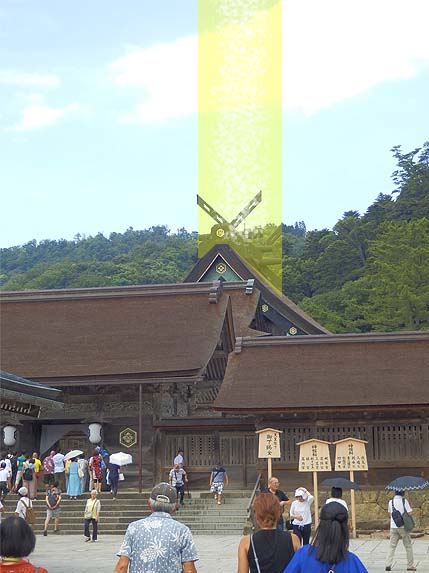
[23,467,34,481]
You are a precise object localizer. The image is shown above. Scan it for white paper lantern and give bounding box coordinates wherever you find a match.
[3,425,17,447]
[88,423,102,444]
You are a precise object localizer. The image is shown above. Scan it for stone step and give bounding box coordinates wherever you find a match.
[5,492,249,536]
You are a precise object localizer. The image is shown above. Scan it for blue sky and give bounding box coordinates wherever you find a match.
[1,0,428,248]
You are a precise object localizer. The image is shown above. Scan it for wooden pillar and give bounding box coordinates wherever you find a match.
[313,471,319,528]
[350,470,357,538]
[138,383,143,494]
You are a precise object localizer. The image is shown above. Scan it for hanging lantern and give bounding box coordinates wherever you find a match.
[88,423,102,444]
[2,425,17,447]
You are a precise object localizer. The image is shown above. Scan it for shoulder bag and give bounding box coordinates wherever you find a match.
[402,498,415,532]
[250,534,261,573]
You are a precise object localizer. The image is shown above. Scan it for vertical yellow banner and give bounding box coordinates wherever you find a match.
[198,0,282,291]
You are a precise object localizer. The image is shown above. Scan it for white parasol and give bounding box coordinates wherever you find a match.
[64,449,83,461]
[109,452,133,466]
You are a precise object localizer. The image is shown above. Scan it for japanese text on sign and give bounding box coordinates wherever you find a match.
[298,440,332,472]
[334,439,368,471]
[258,429,281,458]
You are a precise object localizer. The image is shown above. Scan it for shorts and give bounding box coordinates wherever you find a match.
[210,482,224,495]
[43,474,55,485]
[47,508,61,518]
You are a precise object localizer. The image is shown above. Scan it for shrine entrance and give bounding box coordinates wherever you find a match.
[161,431,259,488]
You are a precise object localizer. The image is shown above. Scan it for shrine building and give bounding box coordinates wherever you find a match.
[1,244,428,488]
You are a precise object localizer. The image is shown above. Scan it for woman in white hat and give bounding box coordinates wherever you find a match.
[289,487,314,546]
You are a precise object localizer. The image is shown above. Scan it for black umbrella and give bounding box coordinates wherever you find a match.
[386,476,429,491]
[320,477,360,490]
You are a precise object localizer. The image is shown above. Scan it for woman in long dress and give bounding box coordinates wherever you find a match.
[66,458,81,499]
[88,450,102,493]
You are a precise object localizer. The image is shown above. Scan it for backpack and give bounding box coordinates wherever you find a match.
[23,467,34,481]
[47,489,59,508]
[22,499,36,525]
[391,501,404,527]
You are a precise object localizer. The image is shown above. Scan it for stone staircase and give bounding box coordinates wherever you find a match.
[4,490,250,536]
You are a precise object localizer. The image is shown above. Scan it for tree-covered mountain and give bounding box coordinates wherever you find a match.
[1,143,428,333]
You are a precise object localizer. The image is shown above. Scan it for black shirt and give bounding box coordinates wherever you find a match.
[248,529,294,573]
[261,488,289,503]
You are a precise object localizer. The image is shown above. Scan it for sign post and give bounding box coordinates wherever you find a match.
[296,439,332,528]
[256,428,282,481]
[333,438,368,538]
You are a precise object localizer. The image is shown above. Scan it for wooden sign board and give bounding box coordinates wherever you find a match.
[256,428,282,459]
[297,439,332,472]
[334,438,368,471]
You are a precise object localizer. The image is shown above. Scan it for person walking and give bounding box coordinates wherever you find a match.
[66,458,81,499]
[0,516,48,573]
[209,462,229,505]
[385,490,416,571]
[83,490,101,542]
[108,463,121,500]
[169,464,188,506]
[88,450,102,493]
[173,449,185,468]
[77,455,88,494]
[14,487,32,521]
[52,450,65,492]
[0,463,9,501]
[22,458,37,500]
[289,487,314,546]
[325,487,348,511]
[115,482,198,573]
[42,451,55,492]
[8,453,17,494]
[43,482,61,536]
[31,452,42,494]
[284,502,367,573]
[0,455,12,494]
[264,476,291,531]
[13,451,26,492]
[238,493,300,573]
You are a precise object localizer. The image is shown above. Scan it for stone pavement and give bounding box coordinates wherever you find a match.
[31,534,429,572]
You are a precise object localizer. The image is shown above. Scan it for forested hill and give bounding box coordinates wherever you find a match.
[1,143,428,334]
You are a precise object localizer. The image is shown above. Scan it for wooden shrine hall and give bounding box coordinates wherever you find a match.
[1,245,428,488]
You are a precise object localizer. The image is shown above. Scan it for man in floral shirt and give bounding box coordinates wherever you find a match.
[115,483,198,573]
[42,451,55,492]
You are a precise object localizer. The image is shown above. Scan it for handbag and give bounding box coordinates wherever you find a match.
[285,519,293,531]
[119,473,125,481]
[402,499,415,532]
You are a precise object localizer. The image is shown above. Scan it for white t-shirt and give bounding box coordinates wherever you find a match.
[15,496,32,519]
[0,459,11,475]
[388,495,412,529]
[53,453,65,473]
[326,497,348,511]
[0,468,9,482]
[290,494,315,526]
[169,468,187,486]
[173,454,184,466]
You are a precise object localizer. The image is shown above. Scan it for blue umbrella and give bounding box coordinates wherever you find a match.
[320,477,360,490]
[386,476,429,491]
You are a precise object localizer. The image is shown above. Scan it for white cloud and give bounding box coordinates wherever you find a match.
[111,35,197,123]
[283,0,429,115]
[111,0,429,123]
[0,70,60,88]
[9,95,79,131]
